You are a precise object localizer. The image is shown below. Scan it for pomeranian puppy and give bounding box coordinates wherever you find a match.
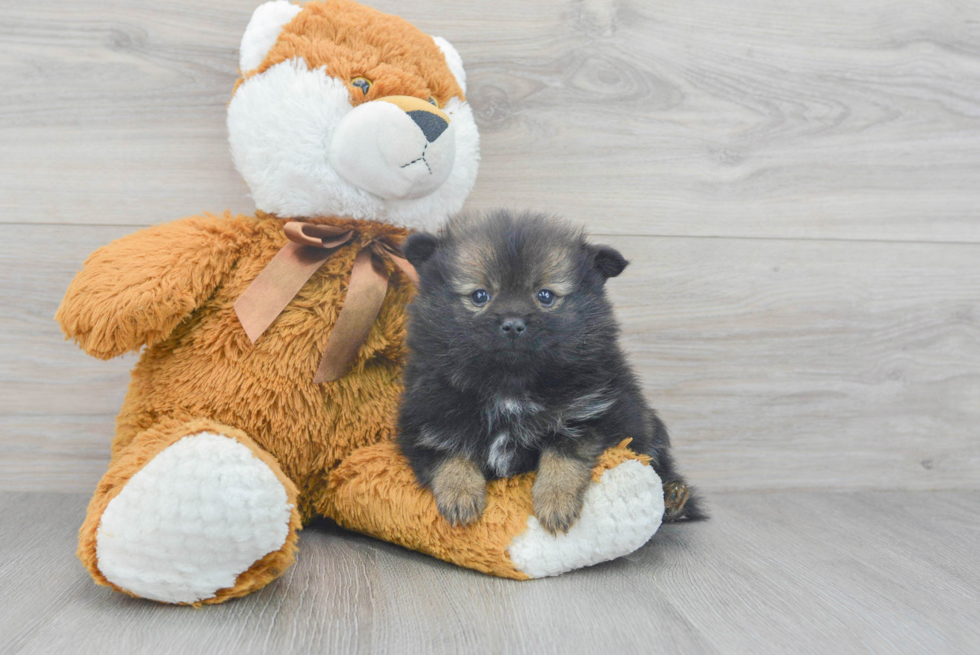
[398,210,703,534]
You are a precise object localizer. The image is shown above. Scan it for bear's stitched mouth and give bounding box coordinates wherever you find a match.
[400,142,432,174]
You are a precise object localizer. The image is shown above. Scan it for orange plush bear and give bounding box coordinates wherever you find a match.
[56,0,665,606]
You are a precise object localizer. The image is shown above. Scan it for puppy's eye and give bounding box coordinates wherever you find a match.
[470,289,491,306]
[536,289,556,307]
[351,77,372,95]
[427,96,438,106]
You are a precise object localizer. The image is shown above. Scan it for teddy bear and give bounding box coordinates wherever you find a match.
[55,0,666,606]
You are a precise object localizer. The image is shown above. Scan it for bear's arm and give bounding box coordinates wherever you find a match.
[56,214,246,360]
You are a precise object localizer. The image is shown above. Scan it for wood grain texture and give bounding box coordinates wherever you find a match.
[1,490,978,655]
[1,1,979,492]
[2,223,977,493]
[612,235,980,491]
[2,0,980,241]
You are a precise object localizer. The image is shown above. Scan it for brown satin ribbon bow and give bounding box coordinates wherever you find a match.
[233,222,417,384]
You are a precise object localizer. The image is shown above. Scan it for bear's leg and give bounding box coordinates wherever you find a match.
[321,441,664,579]
[79,418,302,605]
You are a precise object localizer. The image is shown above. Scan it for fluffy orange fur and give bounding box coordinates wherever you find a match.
[238,0,464,107]
[327,440,650,580]
[59,213,414,518]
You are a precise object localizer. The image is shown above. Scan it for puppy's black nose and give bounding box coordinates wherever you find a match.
[500,317,526,339]
[407,110,449,142]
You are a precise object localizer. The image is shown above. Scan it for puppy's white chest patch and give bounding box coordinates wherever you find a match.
[483,395,547,476]
[487,395,544,425]
[488,431,515,477]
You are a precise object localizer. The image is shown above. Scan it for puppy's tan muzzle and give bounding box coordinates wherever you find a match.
[377,95,450,142]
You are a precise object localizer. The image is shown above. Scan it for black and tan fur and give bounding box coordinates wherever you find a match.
[398,210,705,533]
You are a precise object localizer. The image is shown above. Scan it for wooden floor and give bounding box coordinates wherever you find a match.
[1,0,979,653]
[2,490,978,655]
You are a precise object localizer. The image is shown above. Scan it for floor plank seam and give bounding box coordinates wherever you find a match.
[7,221,980,248]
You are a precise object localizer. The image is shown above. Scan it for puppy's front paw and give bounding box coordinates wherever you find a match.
[436,488,486,527]
[432,456,487,527]
[533,450,592,535]
[533,486,585,535]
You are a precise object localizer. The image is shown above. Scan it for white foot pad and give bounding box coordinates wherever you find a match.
[508,460,664,578]
[96,432,293,604]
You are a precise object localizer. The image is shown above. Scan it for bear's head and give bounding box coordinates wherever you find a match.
[228,0,479,229]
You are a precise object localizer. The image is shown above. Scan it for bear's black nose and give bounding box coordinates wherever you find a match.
[407,110,449,142]
[500,318,526,339]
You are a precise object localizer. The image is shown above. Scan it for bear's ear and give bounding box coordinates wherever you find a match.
[239,1,302,74]
[432,37,466,94]
[587,244,629,282]
[402,233,441,269]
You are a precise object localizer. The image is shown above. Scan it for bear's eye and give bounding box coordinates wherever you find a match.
[470,289,491,306]
[351,77,372,95]
[427,96,438,107]
[536,289,556,307]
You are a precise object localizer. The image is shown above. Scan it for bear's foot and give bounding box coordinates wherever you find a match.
[508,458,663,578]
[324,441,663,580]
[80,420,301,605]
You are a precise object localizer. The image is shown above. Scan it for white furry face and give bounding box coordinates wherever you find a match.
[227,58,479,230]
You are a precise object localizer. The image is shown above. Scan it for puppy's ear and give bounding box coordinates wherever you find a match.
[402,232,441,269]
[588,244,629,281]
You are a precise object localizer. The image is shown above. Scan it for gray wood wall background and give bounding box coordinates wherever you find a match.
[1,0,978,494]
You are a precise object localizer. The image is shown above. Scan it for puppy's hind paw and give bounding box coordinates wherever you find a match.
[663,480,707,522]
[664,481,690,512]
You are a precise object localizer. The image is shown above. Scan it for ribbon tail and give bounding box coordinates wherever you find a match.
[314,249,389,383]
[234,242,331,343]
[370,239,418,286]
[388,253,419,286]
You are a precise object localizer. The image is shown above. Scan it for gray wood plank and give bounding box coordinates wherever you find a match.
[2,0,980,242]
[624,490,980,655]
[613,235,980,492]
[2,224,977,493]
[1,491,977,655]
